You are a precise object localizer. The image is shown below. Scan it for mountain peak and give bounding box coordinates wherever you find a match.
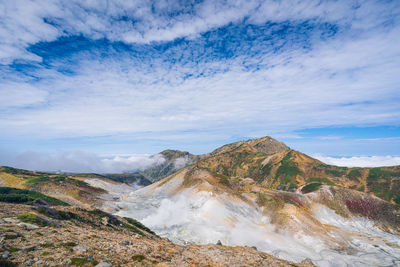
[210,136,289,156]
[245,136,290,154]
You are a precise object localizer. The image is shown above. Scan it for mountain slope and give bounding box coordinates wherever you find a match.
[108,137,400,266]
[192,136,400,204]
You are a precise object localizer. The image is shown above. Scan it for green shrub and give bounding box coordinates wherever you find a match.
[394,195,400,205]
[348,168,362,180]
[0,259,16,267]
[70,257,97,266]
[17,213,49,226]
[368,168,400,180]
[325,167,347,177]
[124,217,156,235]
[309,177,336,186]
[36,206,80,221]
[0,187,68,206]
[61,242,77,248]
[132,255,146,262]
[276,151,300,187]
[301,183,322,194]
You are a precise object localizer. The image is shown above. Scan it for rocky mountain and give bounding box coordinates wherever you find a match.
[195,136,400,204]
[106,137,400,266]
[141,136,400,204]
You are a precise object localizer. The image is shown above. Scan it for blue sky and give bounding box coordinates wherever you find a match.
[0,0,400,172]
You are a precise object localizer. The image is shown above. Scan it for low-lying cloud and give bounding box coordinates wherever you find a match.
[0,151,165,174]
[313,155,400,167]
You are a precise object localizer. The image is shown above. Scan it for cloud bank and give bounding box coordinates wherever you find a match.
[0,151,165,173]
[313,155,400,167]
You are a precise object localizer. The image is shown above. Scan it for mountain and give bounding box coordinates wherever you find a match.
[107,137,400,266]
[141,136,400,204]
[195,136,400,204]
[141,149,201,182]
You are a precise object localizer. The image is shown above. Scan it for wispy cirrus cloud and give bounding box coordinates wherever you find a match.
[0,0,399,157]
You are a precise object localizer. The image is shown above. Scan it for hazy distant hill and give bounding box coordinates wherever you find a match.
[141,149,201,182]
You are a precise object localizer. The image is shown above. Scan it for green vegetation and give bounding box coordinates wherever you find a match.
[0,259,16,267]
[36,206,81,221]
[309,177,337,186]
[301,183,322,194]
[325,166,347,177]
[17,213,49,226]
[276,151,300,189]
[9,247,19,252]
[61,242,77,248]
[70,257,98,266]
[1,166,45,176]
[0,187,68,206]
[368,168,400,179]
[132,255,146,262]
[394,195,400,205]
[24,175,65,186]
[124,217,156,235]
[366,168,400,202]
[348,168,362,180]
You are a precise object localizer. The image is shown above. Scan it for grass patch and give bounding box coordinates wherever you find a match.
[24,175,65,186]
[124,217,156,235]
[61,242,77,248]
[9,247,19,252]
[348,168,362,180]
[276,151,300,188]
[301,183,322,194]
[132,255,146,262]
[308,177,337,186]
[0,187,68,206]
[42,243,55,248]
[70,257,98,266]
[17,213,49,226]
[325,167,347,177]
[36,206,81,221]
[0,259,16,267]
[368,168,400,179]
[394,195,400,205]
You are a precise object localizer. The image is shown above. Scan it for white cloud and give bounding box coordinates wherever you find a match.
[0,0,399,154]
[173,156,193,170]
[313,155,400,167]
[0,151,165,173]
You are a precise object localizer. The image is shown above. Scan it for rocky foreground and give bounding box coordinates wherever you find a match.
[0,203,312,267]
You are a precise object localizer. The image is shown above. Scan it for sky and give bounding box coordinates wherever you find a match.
[0,0,400,172]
